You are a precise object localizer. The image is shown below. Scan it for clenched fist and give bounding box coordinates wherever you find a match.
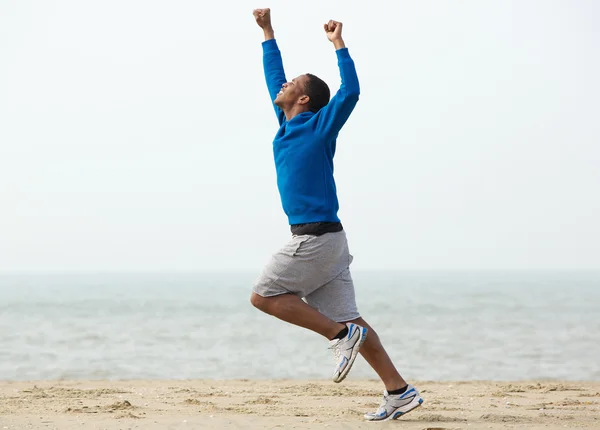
[253,8,272,29]
[324,20,343,42]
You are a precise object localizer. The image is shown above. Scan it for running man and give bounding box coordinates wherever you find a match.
[250,8,423,421]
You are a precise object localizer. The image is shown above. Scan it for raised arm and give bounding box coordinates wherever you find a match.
[316,21,360,135]
[253,8,286,125]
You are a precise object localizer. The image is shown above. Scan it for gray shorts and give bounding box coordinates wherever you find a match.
[253,230,360,322]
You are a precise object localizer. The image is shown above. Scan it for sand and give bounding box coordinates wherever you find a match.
[1,379,599,429]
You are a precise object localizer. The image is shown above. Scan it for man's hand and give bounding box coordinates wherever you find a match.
[324,20,345,49]
[253,8,274,40]
[253,8,271,28]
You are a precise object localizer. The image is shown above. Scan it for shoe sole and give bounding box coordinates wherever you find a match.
[333,326,368,383]
[365,396,424,422]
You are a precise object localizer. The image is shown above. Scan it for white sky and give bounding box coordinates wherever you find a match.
[1,0,599,271]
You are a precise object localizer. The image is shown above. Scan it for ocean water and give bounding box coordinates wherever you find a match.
[0,271,598,382]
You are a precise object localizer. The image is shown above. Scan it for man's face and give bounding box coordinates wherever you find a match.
[274,74,310,108]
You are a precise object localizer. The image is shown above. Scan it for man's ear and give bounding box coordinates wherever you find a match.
[297,95,310,106]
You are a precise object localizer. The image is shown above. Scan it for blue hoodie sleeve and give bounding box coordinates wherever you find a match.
[262,39,287,125]
[316,47,360,135]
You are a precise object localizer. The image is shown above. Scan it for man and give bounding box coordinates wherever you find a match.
[250,8,424,421]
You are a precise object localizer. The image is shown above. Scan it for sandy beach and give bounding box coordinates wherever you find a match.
[1,379,599,429]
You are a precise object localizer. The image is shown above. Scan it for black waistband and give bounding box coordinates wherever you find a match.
[290,222,343,236]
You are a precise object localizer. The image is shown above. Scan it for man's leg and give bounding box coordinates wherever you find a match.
[301,233,423,420]
[341,317,423,422]
[352,319,423,422]
[343,317,406,392]
[300,243,406,389]
[250,292,344,340]
[252,232,367,382]
[304,272,408,390]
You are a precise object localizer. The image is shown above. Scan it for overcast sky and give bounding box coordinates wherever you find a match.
[1,0,598,271]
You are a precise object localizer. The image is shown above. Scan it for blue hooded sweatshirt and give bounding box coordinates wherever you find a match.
[262,39,360,225]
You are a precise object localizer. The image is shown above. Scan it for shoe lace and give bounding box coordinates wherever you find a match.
[366,393,390,417]
[328,339,342,362]
[373,392,390,414]
[378,394,390,410]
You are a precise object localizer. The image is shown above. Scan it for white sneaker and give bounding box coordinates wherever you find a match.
[364,384,424,421]
[328,323,367,383]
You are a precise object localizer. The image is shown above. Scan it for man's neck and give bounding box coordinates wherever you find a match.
[284,105,310,121]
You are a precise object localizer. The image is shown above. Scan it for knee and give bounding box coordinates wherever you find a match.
[250,292,269,312]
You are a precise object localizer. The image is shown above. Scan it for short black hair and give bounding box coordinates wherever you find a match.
[304,74,330,113]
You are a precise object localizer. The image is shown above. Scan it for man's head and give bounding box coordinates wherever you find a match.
[274,74,330,114]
